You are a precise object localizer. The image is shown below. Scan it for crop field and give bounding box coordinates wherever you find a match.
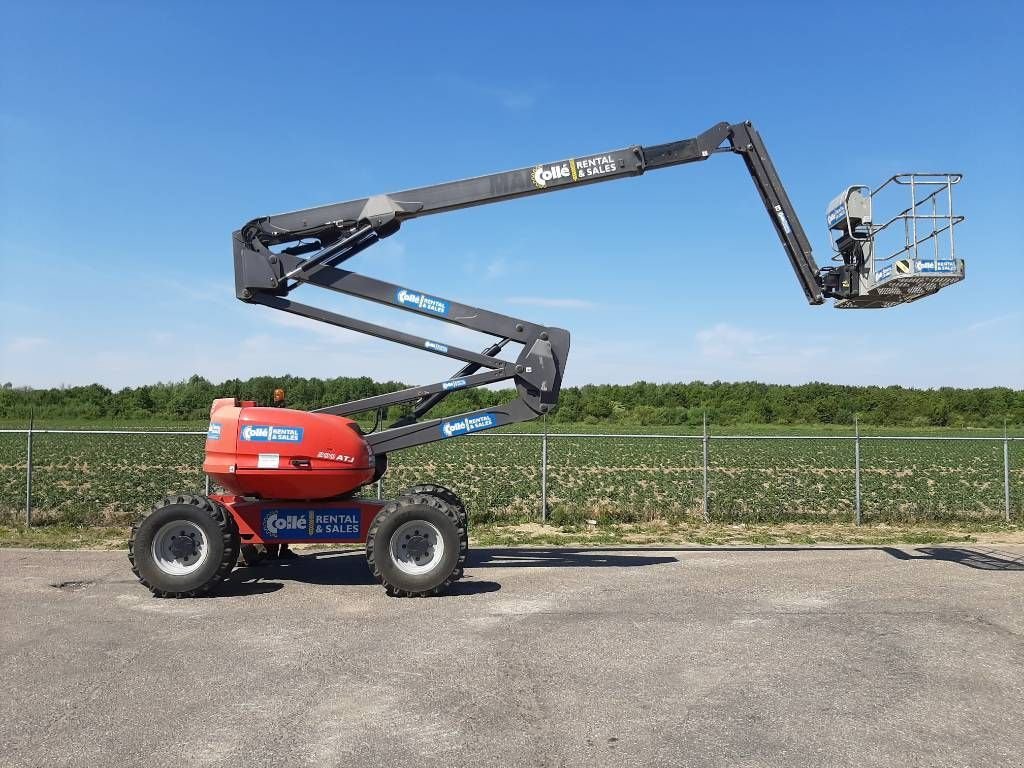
[1,426,1021,527]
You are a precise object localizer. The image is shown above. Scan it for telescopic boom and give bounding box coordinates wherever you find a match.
[230,120,965,453]
[236,121,824,304]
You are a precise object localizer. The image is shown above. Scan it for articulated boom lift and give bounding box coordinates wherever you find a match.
[129,121,966,598]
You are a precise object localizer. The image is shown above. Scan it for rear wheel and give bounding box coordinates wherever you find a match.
[366,494,465,597]
[399,483,468,580]
[128,494,239,598]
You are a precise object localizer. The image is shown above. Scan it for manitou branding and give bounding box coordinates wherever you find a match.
[424,340,449,354]
[442,379,467,391]
[440,413,498,438]
[206,422,221,440]
[395,289,449,315]
[262,509,362,540]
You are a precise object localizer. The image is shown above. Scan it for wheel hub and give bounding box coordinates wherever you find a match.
[405,535,429,558]
[151,520,209,576]
[169,534,198,559]
[389,520,445,576]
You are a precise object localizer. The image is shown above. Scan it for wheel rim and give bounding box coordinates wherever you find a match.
[389,520,445,575]
[151,520,210,576]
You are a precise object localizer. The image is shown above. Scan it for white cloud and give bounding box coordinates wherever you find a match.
[964,312,1020,334]
[485,257,509,279]
[5,336,49,353]
[506,296,595,309]
[694,323,766,360]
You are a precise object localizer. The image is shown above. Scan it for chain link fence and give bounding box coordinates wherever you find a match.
[1,426,1021,527]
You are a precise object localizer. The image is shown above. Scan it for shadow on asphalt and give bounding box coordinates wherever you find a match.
[208,545,1021,598]
[211,547,677,598]
[881,547,1024,571]
[469,549,678,569]
[217,550,503,598]
[473,545,1024,573]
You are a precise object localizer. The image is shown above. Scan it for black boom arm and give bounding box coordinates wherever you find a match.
[232,121,825,454]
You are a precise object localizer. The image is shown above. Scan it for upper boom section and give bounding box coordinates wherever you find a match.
[236,121,825,305]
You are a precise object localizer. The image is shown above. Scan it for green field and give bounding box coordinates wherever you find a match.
[1,423,1021,528]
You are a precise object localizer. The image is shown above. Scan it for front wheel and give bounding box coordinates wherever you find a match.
[366,494,465,597]
[399,483,469,580]
[128,494,239,598]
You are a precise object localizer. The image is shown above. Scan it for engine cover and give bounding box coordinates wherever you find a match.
[203,398,376,500]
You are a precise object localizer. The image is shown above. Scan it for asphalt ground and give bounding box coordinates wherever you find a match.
[1,545,1022,768]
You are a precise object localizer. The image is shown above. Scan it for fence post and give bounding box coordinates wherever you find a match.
[1004,420,1012,523]
[701,412,709,521]
[25,417,34,526]
[376,479,383,501]
[540,414,548,523]
[204,474,211,496]
[854,416,862,525]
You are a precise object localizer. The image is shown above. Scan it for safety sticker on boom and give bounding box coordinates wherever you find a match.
[261,509,362,540]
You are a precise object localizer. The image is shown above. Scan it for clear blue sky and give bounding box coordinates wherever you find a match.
[2,1,1021,390]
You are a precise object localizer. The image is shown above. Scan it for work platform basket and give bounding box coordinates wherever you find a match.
[827,173,965,308]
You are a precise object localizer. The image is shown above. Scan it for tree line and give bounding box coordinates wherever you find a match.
[2,376,1021,428]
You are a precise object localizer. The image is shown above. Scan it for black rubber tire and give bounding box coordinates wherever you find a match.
[399,483,467,527]
[239,543,268,567]
[128,494,240,598]
[366,494,465,597]
[399,483,469,580]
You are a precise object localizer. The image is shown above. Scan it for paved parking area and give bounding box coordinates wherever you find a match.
[1,545,1022,767]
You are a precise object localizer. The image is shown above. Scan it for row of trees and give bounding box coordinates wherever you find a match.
[2,376,1021,427]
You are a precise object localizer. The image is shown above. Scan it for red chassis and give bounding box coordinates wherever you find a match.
[213,494,385,546]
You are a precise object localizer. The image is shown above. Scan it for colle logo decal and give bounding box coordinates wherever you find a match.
[440,413,498,438]
[262,509,362,540]
[531,160,576,188]
[239,425,304,442]
[395,289,449,315]
[531,153,619,188]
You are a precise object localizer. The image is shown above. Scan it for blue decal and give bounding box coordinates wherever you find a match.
[240,424,304,443]
[395,288,450,316]
[827,202,847,227]
[261,508,362,540]
[424,340,449,354]
[441,379,467,391]
[206,422,222,440]
[440,413,498,438]
[917,260,957,273]
[874,265,893,283]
